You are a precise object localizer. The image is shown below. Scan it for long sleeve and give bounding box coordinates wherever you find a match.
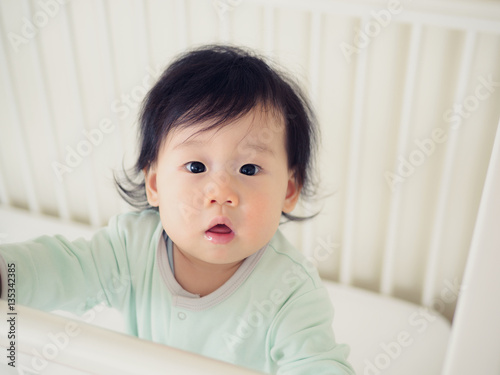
[268,287,355,375]
[0,211,160,314]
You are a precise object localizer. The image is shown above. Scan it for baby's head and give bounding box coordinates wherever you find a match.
[117,45,318,263]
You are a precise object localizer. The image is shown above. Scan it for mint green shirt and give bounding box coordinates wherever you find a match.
[0,210,354,374]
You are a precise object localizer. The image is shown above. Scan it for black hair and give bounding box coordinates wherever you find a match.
[115,44,319,221]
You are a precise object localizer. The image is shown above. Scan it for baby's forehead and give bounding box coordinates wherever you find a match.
[165,109,286,149]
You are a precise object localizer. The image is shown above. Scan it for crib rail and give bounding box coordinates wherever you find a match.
[441,120,500,374]
[0,300,263,375]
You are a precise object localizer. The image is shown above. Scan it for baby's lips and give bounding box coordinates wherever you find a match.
[206,216,234,233]
[207,224,232,234]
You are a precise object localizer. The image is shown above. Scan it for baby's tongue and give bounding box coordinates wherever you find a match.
[208,224,232,234]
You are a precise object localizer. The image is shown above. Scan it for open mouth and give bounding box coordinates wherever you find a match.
[204,221,235,244]
[207,224,232,234]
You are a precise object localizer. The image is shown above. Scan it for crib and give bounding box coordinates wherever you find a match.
[0,0,499,374]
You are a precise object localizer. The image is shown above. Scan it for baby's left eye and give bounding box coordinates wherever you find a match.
[240,164,260,176]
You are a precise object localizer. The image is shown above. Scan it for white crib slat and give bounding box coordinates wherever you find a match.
[219,18,230,43]
[21,0,72,221]
[340,17,370,285]
[441,117,500,375]
[264,6,275,56]
[0,19,39,214]
[131,0,150,214]
[59,6,101,227]
[218,4,230,42]
[380,24,423,295]
[95,0,116,98]
[0,37,11,206]
[301,10,322,258]
[0,165,8,206]
[308,11,321,105]
[95,0,130,215]
[176,0,188,50]
[133,0,150,71]
[421,31,477,307]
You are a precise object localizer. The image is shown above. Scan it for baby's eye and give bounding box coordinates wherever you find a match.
[240,164,260,176]
[185,161,206,174]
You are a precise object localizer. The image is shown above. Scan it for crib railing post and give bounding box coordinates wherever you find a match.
[421,30,477,308]
[339,16,370,286]
[380,23,422,296]
[440,117,500,375]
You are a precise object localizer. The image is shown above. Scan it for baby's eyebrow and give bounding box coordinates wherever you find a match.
[172,138,204,150]
[172,136,275,156]
[239,142,275,156]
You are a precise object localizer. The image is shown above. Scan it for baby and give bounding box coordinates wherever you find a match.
[0,45,354,374]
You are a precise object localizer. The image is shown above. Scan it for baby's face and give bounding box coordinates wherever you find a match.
[144,109,300,266]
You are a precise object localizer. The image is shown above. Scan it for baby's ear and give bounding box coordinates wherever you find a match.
[282,171,301,213]
[144,166,159,207]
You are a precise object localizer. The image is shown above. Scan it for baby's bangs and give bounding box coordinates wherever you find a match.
[167,52,286,135]
[173,99,285,138]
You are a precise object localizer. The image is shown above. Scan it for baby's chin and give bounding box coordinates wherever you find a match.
[191,243,261,266]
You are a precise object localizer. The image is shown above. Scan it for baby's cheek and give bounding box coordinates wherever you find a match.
[251,196,282,227]
[162,184,200,225]
[175,195,201,225]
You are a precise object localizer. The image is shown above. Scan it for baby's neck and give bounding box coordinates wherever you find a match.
[172,245,243,297]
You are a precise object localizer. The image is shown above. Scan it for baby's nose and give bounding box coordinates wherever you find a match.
[204,171,239,207]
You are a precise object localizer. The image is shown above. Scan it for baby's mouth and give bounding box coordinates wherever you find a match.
[204,223,235,244]
[207,224,232,234]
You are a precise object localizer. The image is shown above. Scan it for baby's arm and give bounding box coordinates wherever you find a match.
[268,287,355,375]
[0,220,131,314]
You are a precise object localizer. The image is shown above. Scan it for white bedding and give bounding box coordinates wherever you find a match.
[0,206,450,374]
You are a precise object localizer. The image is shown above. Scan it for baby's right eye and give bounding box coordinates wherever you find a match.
[185,161,206,174]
